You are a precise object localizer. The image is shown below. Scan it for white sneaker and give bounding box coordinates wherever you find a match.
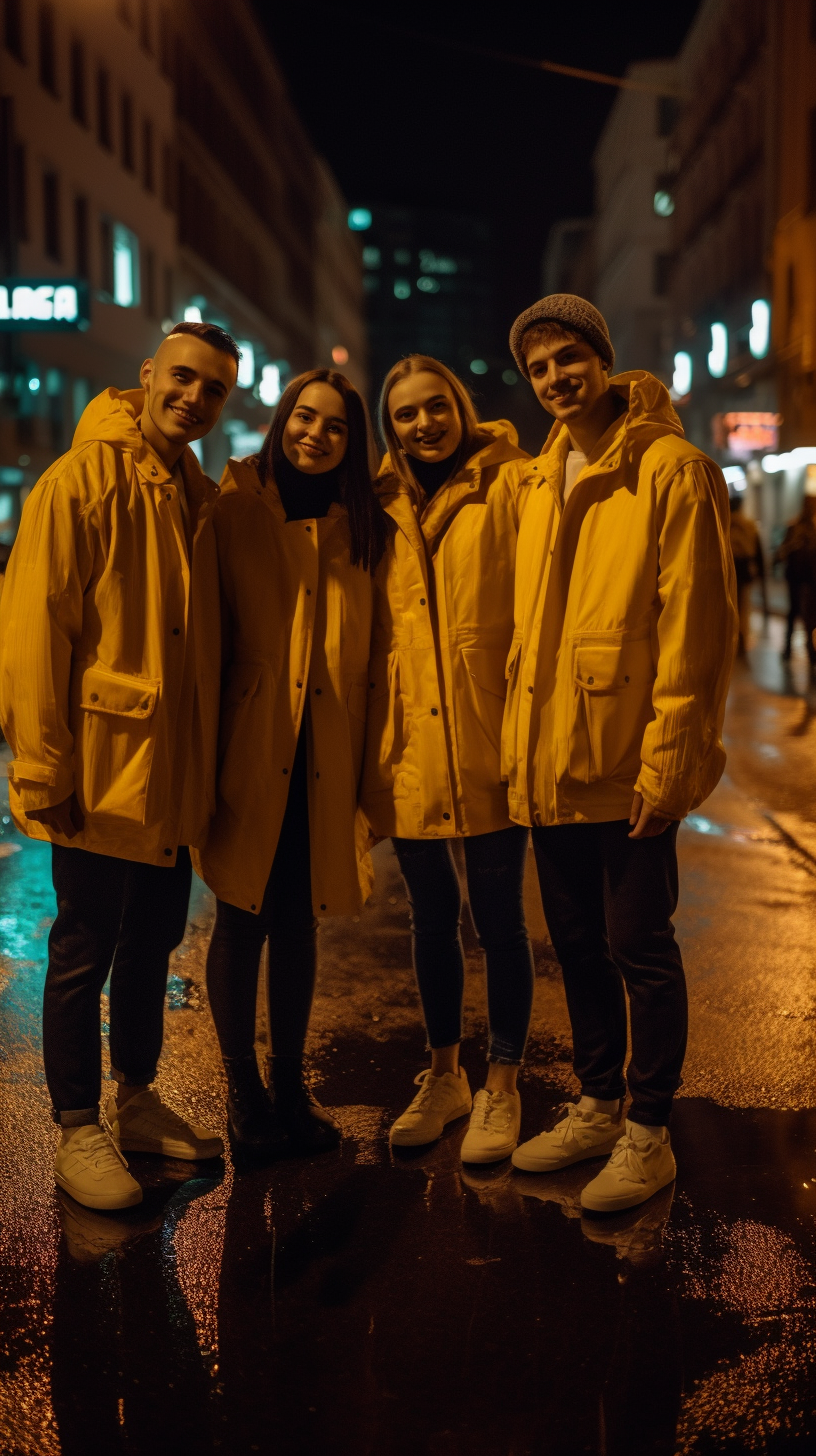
[580,1120,676,1213]
[512,1101,623,1172]
[104,1090,224,1161]
[460,1088,521,1164]
[55,1124,143,1211]
[389,1069,472,1147]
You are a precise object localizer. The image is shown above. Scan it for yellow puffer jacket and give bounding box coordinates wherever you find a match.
[360,422,531,839]
[0,388,221,865]
[193,458,375,916]
[503,372,738,827]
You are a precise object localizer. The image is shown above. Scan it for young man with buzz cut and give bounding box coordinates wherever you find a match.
[0,321,239,1210]
[502,294,737,1211]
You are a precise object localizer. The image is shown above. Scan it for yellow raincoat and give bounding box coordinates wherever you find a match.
[0,388,221,865]
[193,458,375,916]
[360,422,531,839]
[502,371,738,827]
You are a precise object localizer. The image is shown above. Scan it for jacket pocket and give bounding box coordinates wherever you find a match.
[567,636,655,785]
[460,645,509,764]
[76,664,161,823]
[218,661,268,813]
[362,650,409,793]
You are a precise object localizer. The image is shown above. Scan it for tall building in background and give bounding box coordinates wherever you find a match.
[593,60,679,378]
[0,0,364,521]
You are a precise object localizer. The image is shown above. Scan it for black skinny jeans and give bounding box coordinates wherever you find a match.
[44,844,192,1125]
[531,819,687,1126]
[206,728,317,1063]
[392,826,534,1064]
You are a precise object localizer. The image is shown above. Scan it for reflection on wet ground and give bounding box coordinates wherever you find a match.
[0,643,815,1455]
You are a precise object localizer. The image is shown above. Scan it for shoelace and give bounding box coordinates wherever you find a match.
[605,1134,647,1184]
[73,1128,128,1173]
[406,1069,437,1111]
[472,1090,511,1131]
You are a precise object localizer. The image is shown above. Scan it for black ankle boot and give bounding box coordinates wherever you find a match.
[223,1055,289,1156]
[266,1055,341,1154]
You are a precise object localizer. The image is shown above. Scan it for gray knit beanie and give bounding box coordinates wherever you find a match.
[509,294,615,377]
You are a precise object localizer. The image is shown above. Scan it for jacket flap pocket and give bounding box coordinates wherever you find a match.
[80,665,159,718]
[462,646,509,700]
[574,638,653,694]
[224,660,264,706]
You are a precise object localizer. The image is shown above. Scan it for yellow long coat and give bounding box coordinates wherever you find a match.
[0,388,221,866]
[502,371,738,827]
[193,458,375,916]
[360,422,531,840]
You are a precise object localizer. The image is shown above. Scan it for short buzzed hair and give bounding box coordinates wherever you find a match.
[165,320,240,367]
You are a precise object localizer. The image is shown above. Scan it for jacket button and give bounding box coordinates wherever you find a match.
[431,707,438,716]
[282,767,288,774]
[173,627,180,635]
[420,597,426,605]
[151,468,157,477]
[306,525,312,532]
[251,904,256,911]
[320,903,326,911]
[315,687,321,695]
[296,680,303,688]
[306,588,311,595]
[165,492,171,500]
[527,686,533,694]
[90,692,99,702]
[588,676,594,684]
[164,848,172,856]
[442,812,451,821]
[624,675,629,683]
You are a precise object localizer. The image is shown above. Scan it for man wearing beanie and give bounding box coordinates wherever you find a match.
[503,294,737,1211]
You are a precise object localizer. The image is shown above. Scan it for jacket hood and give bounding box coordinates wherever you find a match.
[72,387,211,490]
[538,371,684,477]
[377,418,527,497]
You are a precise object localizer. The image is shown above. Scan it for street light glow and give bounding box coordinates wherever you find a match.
[749,299,770,359]
[348,208,372,231]
[708,323,728,378]
[672,351,692,397]
[259,364,281,407]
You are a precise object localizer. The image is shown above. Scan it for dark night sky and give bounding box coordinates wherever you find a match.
[251,0,702,329]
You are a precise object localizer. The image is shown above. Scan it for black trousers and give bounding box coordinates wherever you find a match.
[531,820,687,1126]
[44,844,192,1125]
[205,727,317,1063]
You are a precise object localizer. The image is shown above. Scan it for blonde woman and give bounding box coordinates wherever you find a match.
[361,356,534,1163]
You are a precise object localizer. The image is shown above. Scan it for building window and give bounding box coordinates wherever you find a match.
[43,169,60,260]
[143,246,156,317]
[653,253,672,298]
[100,220,140,307]
[4,0,24,60]
[13,141,27,240]
[97,68,112,149]
[161,141,175,210]
[138,0,151,52]
[808,107,816,214]
[38,3,57,95]
[74,194,89,277]
[70,37,87,125]
[142,117,154,191]
[121,92,135,171]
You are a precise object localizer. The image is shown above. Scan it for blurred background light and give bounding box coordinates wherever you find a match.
[184,305,203,323]
[393,280,411,300]
[331,345,349,364]
[259,364,282,407]
[653,190,675,217]
[362,247,381,268]
[417,277,440,293]
[672,351,692,396]
[348,208,372,231]
[236,342,255,389]
[762,448,816,473]
[708,323,728,378]
[749,299,770,359]
[28,377,40,393]
[112,223,139,308]
[723,465,747,491]
[502,370,518,386]
[469,359,488,375]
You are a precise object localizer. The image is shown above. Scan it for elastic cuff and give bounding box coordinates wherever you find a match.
[109,1066,155,1087]
[56,1106,99,1128]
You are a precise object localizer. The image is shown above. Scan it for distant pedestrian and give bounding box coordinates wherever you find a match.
[774,494,816,664]
[504,294,737,1213]
[0,323,238,1210]
[197,370,389,1158]
[729,494,765,655]
[361,355,535,1164]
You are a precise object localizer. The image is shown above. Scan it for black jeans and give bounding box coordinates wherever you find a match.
[45,844,192,1125]
[392,826,534,1064]
[206,727,317,1063]
[531,819,687,1126]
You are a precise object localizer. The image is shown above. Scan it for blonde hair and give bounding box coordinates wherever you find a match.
[378,355,485,496]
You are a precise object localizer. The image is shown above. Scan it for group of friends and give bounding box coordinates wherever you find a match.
[0,291,738,1219]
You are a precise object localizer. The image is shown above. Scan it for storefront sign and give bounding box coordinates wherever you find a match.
[0,279,90,331]
[712,412,781,458]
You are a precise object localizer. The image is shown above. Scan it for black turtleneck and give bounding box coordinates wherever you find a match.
[408,454,457,500]
[275,452,343,521]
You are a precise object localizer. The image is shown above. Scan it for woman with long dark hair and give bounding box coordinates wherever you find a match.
[197,368,389,1156]
[360,355,535,1164]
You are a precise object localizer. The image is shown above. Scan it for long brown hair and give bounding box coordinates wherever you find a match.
[378,355,485,496]
[257,368,388,572]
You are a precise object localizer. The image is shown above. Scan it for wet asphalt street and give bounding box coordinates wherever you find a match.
[0,610,815,1456]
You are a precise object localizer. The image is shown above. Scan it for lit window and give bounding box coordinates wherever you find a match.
[393,280,411,300]
[348,208,372,231]
[749,299,770,359]
[654,190,675,217]
[112,222,140,307]
[417,277,439,294]
[362,246,381,268]
[469,360,488,376]
[707,323,728,378]
[236,342,255,389]
[672,351,692,397]
[259,364,281,407]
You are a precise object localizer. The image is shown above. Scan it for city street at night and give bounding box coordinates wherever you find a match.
[0,616,814,1456]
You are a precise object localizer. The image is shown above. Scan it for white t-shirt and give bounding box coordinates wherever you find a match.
[564,450,587,504]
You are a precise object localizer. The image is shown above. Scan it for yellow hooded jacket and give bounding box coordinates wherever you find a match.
[192,458,375,916]
[502,372,738,828]
[360,421,531,839]
[0,388,221,865]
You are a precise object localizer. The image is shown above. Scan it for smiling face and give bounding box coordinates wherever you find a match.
[139,334,237,459]
[524,329,611,428]
[282,381,348,474]
[387,370,463,463]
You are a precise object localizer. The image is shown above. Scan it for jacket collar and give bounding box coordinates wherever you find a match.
[220,456,345,531]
